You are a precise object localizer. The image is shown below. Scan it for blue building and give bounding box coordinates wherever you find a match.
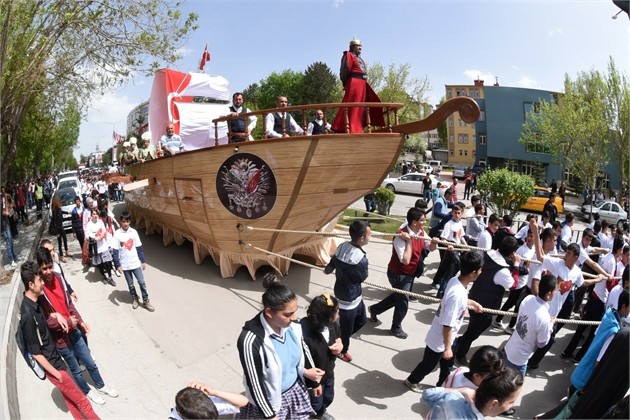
[477,85,620,190]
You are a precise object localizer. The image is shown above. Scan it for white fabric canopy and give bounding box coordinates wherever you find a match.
[175,102,229,150]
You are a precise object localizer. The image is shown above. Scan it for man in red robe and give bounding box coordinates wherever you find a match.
[331,38,385,133]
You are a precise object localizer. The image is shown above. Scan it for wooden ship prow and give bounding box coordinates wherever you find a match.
[123,97,480,278]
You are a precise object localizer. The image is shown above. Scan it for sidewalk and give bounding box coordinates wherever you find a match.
[11,202,579,419]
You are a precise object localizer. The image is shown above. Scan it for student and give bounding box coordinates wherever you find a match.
[404,251,483,392]
[236,274,325,419]
[169,381,248,419]
[422,368,524,420]
[324,220,370,362]
[112,211,154,312]
[18,262,99,419]
[300,292,342,420]
[441,345,505,390]
[503,274,557,377]
[85,208,115,285]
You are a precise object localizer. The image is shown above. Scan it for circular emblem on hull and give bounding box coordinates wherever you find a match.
[217,153,277,219]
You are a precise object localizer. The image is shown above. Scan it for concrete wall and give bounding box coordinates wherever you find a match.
[0,218,46,420]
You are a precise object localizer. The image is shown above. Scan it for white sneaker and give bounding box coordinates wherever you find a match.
[10,260,17,268]
[87,390,106,405]
[97,386,119,398]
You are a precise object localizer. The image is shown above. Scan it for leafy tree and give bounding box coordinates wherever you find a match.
[520,69,611,212]
[0,0,198,180]
[256,70,304,110]
[603,57,630,200]
[368,62,430,155]
[300,61,342,108]
[476,168,535,217]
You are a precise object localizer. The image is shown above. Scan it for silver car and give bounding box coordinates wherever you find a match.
[581,200,628,227]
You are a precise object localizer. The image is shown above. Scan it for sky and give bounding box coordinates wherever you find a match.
[74,0,630,159]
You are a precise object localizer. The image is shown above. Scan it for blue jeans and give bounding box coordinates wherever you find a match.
[503,350,527,377]
[124,267,149,301]
[2,228,17,262]
[57,329,105,394]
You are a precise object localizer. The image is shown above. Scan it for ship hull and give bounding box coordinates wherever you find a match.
[124,133,404,278]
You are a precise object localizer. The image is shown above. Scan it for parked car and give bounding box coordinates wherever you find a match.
[518,186,564,213]
[581,200,628,226]
[56,176,82,198]
[452,165,467,180]
[381,172,451,197]
[57,170,78,182]
[417,163,433,174]
[49,187,76,232]
[428,160,442,174]
[471,164,486,177]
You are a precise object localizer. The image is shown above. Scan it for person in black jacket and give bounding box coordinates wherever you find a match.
[300,292,342,420]
[324,220,371,362]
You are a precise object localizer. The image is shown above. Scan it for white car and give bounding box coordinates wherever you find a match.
[581,200,628,227]
[56,176,82,198]
[49,187,76,232]
[416,163,433,174]
[381,172,451,197]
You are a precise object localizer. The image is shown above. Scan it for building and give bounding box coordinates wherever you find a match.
[478,85,621,190]
[127,100,149,135]
[444,80,485,166]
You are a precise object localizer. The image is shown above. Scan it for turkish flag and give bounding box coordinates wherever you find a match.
[198,43,211,71]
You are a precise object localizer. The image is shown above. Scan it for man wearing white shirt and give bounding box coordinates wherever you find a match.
[264,96,304,138]
[504,274,557,376]
[477,213,500,256]
[226,92,257,143]
[434,204,467,298]
[465,203,485,246]
[527,225,604,370]
[562,237,625,361]
[306,109,331,135]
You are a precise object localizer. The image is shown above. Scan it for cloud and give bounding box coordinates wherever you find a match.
[175,46,193,57]
[516,76,540,89]
[511,64,519,71]
[546,27,562,37]
[463,69,495,84]
[332,0,344,8]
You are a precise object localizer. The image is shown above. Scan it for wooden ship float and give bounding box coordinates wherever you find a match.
[123,97,480,278]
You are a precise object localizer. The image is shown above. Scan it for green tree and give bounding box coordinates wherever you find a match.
[0,0,198,180]
[476,168,535,217]
[520,69,610,212]
[603,57,630,199]
[368,62,430,155]
[300,61,342,107]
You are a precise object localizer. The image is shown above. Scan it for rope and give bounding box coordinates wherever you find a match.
[240,241,601,326]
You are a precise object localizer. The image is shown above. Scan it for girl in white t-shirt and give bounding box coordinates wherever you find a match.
[441,345,505,391]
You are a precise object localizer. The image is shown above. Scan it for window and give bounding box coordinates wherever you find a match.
[524,102,541,119]
[478,134,487,145]
[459,150,463,156]
[458,119,463,127]
[449,119,454,128]
[464,150,468,156]
[507,161,518,172]
[526,133,550,154]
[450,150,454,156]
[447,89,452,98]
[463,134,469,144]
[458,135,464,144]
[522,162,534,175]
[449,135,454,143]
[479,111,485,121]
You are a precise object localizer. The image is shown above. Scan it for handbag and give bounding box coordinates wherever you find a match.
[48,219,58,236]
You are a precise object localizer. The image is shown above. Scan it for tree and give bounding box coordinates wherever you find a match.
[300,61,342,108]
[367,62,431,155]
[476,168,535,217]
[0,0,198,180]
[520,69,611,213]
[603,57,630,201]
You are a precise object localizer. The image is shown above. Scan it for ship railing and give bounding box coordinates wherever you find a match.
[211,102,405,146]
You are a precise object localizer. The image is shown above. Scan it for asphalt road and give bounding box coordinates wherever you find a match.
[14,196,587,419]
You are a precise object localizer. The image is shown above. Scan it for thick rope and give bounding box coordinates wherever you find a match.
[240,241,601,326]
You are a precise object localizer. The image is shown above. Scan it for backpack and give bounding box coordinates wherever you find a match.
[15,315,47,380]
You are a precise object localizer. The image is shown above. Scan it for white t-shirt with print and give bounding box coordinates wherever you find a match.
[425,277,469,353]
[504,295,553,366]
[112,227,143,270]
[542,255,584,317]
[441,219,464,244]
[515,243,535,289]
[593,252,617,303]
